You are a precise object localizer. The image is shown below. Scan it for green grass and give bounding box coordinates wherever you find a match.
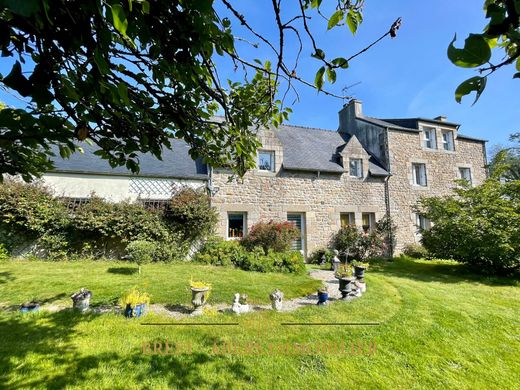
[0,257,519,389]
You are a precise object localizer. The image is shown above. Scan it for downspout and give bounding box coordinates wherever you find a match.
[384,174,394,258]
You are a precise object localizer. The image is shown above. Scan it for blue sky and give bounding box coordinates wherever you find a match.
[1,1,517,150]
[215,0,519,148]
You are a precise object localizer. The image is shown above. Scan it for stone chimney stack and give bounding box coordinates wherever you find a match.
[338,99,362,133]
[434,115,447,122]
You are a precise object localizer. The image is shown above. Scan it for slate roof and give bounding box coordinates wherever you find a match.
[50,139,208,179]
[358,116,419,132]
[276,124,390,176]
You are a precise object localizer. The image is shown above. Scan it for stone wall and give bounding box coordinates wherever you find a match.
[211,130,387,256]
[386,129,487,251]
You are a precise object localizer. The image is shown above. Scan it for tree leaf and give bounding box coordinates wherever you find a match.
[311,48,325,60]
[455,76,487,105]
[448,34,491,68]
[142,1,149,14]
[314,66,325,90]
[346,11,358,35]
[0,0,40,17]
[516,57,520,71]
[328,10,344,30]
[2,61,32,97]
[513,72,520,79]
[111,4,128,37]
[326,67,336,83]
[332,57,349,69]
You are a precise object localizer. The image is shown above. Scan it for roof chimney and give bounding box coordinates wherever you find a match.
[434,115,447,122]
[338,99,362,133]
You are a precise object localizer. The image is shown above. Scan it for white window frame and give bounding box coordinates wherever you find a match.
[442,130,455,151]
[458,167,472,185]
[349,158,363,178]
[287,213,306,255]
[423,127,437,149]
[412,163,428,187]
[258,150,275,172]
[416,214,431,231]
[227,212,247,240]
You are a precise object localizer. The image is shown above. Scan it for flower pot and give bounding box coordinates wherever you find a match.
[191,287,210,316]
[337,277,355,299]
[354,266,366,279]
[317,291,329,305]
[124,303,147,318]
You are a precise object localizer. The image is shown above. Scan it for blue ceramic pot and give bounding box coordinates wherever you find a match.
[124,303,147,318]
[317,292,329,305]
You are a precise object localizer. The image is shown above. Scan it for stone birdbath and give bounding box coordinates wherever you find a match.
[190,281,211,316]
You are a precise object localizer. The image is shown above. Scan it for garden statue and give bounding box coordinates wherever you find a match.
[331,249,341,272]
[269,289,284,311]
[320,254,327,266]
[231,293,250,315]
[71,288,92,312]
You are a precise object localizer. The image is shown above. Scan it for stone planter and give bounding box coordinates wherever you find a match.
[354,265,367,279]
[71,288,92,312]
[191,287,210,316]
[337,277,356,299]
[124,303,147,318]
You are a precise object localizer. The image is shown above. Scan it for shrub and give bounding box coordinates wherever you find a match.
[0,179,69,250]
[308,247,333,264]
[241,220,300,255]
[402,243,429,259]
[330,225,360,256]
[126,240,157,273]
[36,233,70,261]
[193,238,248,267]
[164,188,218,243]
[418,174,520,274]
[153,240,187,263]
[0,243,9,261]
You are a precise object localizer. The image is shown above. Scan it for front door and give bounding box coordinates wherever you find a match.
[287,213,306,255]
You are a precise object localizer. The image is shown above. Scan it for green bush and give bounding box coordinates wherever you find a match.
[126,240,156,273]
[194,238,305,273]
[164,188,218,243]
[418,173,520,274]
[330,225,360,256]
[0,179,69,250]
[308,247,333,264]
[241,220,300,255]
[0,243,9,261]
[402,243,429,259]
[153,240,188,263]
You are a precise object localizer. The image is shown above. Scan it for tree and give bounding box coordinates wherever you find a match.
[448,0,520,104]
[489,132,520,180]
[0,0,401,181]
[418,169,520,274]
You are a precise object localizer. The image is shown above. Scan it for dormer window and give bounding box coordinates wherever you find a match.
[442,130,454,151]
[349,158,363,178]
[258,150,275,171]
[423,127,437,149]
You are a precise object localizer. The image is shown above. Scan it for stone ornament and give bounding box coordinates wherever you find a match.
[190,286,209,316]
[71,288,92,312]
[269,289,284,311]
[231,293,250,315]
[331,249,341,272]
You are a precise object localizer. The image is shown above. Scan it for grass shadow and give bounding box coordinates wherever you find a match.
[0,271,15,285]
[370,257,520,287]
[107,267,138,275]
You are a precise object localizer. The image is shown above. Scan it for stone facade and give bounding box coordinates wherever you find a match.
[211,100,488,256]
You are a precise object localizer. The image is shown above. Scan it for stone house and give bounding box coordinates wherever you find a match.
[39,100,487,256]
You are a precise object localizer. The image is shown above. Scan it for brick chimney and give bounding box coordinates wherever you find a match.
[338,99,362,133]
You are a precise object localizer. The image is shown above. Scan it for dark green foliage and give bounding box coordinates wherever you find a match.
[330,225,360,256]
[0,179,69,250]
[240,220,300,255]
[448,1,520,104]
[402,243,430,259]
[418,171,520,274]
[164,188,218,243]
[126,240,156,273]
[308,247,334,264]
[0,243,8,261]
[193,238,305,273]
[489,133,520,181]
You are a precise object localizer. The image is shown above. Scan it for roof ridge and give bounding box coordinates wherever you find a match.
[280,123,337,133]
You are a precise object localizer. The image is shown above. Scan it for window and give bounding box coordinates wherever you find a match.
[349,158,363,178]
[361,213,375,232]
[139,199,170,210]
[258,150,275,171]
[412,163,427,186]
[459,167,472,185]
[423,127,437,149]
[287,213,305,253]
[60,197,90,211]
[340,213,356,227]
[416,214,431,231]
[228,213,246,239]
[442,130,454,151]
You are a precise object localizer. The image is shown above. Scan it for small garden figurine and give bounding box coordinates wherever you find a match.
[269,289,284,311]
[71,288,92,312]
[231,293,250,315]
[331,249,341,272]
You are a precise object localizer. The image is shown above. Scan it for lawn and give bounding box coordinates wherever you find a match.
[0,257,519,389]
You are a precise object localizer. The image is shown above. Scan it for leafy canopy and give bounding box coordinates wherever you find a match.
[0,0,401,180]
[448,0,520,104]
